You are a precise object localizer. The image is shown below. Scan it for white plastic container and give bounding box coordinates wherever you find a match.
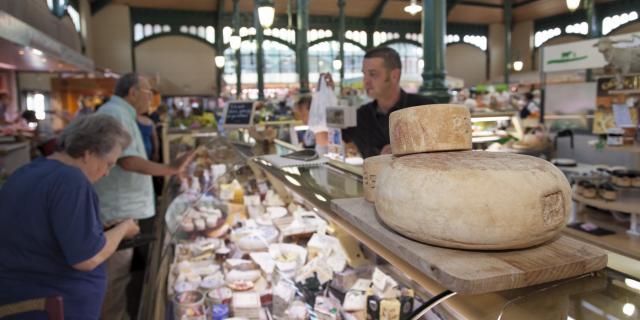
[607,128,625,146]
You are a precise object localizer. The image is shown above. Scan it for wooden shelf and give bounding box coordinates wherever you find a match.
[573,189,640,215]
[331,197,607,295]
[597,144,640,154]
[564,207,640,262]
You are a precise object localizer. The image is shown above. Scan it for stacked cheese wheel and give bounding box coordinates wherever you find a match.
[364,104,571,250]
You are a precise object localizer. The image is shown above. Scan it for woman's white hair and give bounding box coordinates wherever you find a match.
[57,114,131,158]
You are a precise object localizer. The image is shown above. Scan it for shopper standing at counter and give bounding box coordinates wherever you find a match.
[342,46,434,158]
[519,92,540,119]
[94,73,194,319]
[0,114,139,320]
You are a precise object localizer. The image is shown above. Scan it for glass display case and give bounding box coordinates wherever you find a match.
[139,132,640,320]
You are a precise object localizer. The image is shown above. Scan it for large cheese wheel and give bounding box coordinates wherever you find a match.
[363,154,394,202]
[390,104,472,156]
[375,151,571,250]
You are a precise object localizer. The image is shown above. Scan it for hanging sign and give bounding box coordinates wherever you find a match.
[542,31,640,73]
[222,101,256,129]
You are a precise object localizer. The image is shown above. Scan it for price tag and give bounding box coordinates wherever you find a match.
[258,181,269,194]
[372,268,387,292]
[613,104,633,127]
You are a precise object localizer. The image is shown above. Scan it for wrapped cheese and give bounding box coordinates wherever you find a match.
[363,154,394,203]
[272,281,296,318]
[343,290,367,311]
[232,292,262,320]
[375,151,571,250]
[389,104,471,155]
[315,296,342,320]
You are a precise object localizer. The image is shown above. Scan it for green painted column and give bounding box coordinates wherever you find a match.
[419,0,449,103]
[215,0,225,105]
[297,0,310,93]
[504,0,511,84]
[233,0,242,99]
[254,2,265,100]
[51,0,69,17]
[338,0,346,93]
[366,30,373,50]
[586,0,599,37]
[586,0,598,81]
[236,50,242,99]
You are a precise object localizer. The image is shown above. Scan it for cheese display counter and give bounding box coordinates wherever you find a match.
[136,131,640,320]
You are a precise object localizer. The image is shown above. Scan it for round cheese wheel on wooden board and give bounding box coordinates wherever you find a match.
[390,104,472,156]
[375,151,571,250]
[363,154,394,202]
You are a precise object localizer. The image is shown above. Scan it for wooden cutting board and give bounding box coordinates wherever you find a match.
[331,197,608,294]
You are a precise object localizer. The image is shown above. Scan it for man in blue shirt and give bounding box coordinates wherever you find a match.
[94,73,194,319]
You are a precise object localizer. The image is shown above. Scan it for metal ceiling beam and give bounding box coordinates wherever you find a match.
[446,0,464,14]
[454,0,541,10]
[513,0,540,9]
[90,0,113,15]
[369,0,389,28]
[459,0,502,9]
[129,7,488,39]
[367,0,389,48]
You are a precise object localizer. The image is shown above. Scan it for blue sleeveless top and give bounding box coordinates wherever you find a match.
[137,121,154,159]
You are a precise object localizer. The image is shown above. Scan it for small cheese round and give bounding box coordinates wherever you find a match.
[375,151,572,250]
[389,104,472,156]
[363,154,394,202]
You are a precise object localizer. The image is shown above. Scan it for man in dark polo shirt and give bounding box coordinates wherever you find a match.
[343,47,434,158]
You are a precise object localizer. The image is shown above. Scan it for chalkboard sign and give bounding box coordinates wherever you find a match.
[222,101,256,128]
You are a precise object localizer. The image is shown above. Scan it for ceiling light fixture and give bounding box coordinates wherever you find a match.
[404,0,422,16]
[623,303,636,316]
[513,60,523,71]
[31,48,43,56]
[566,0,581,12]
[215,55,226,68]
[332,57,342,70]
[230,34,242,50]
[258,0,276,29]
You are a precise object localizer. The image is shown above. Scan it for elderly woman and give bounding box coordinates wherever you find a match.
[0,114,140,319]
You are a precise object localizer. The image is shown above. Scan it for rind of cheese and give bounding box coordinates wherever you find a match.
[363,154,394,202]
[375,151,572,250]
[389,104,472,156]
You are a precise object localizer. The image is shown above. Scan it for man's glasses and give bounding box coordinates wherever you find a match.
[137,87,153,95]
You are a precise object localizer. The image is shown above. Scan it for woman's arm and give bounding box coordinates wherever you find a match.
[73,219,139,272]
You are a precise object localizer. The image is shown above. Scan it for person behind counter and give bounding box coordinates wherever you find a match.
[0,114,140,320]
[137,111,159,162]
[94,73,195,319]
[519,92,540,119]
[292,95,316,148]
[342,46,434,158]
[0,92,9,121]
[0,92,19,125]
